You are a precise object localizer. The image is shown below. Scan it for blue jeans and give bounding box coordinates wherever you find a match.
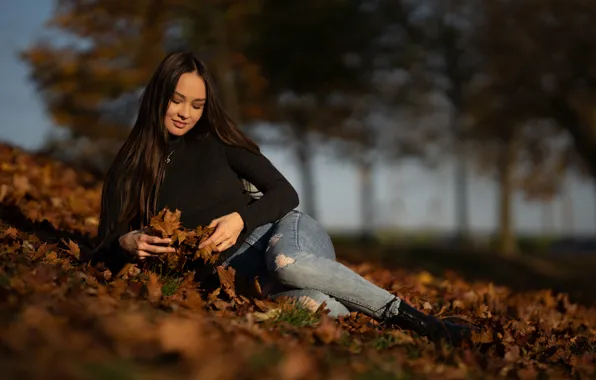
[222,210,401,319]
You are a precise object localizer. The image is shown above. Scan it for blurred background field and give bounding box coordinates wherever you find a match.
[3,0,596,306]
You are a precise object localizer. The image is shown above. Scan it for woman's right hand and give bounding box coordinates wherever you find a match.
[118,228,176,261]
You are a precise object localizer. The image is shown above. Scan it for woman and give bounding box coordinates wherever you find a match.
[93,51,473,345]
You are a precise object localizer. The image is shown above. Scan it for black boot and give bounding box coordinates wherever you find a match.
[387,301,474,346]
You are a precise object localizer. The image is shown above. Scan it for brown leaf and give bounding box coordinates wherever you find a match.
[12,174,30,194]
[150,209,181,237]
[278,348,317,380]
[146,273,162,304]
[475,304,492,318]
[314,316,342,344]
[207,287,221,302]
[159,317,203,358]
[216,266,237,299]
[3,227,18,239]
[250,308,282,322]
[62,239,80,260]
[471,329,494,344]
[117,263,140,280]
[386,329,416,345]
[9,277,27,295]
[28,243,50,261]
[251,276,264,299]
[504,345,521,362]
[173,229,188,244]
[0,184,7,202]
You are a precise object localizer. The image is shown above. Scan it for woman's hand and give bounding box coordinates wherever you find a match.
[119,228,176,261]
[199,212,244,252]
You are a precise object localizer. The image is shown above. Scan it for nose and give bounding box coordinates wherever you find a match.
[178,104,191,119]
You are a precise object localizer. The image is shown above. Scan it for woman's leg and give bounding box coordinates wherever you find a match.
[221,223,276,293]
[263,210,475,345]
[264,210,401,320]
[222,220,350,317]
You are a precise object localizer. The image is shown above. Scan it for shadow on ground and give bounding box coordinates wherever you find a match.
[0,204,96,257]
[334,241,596,307]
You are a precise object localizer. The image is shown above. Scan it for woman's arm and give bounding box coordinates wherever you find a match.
[224,144,300,232]
[93,171,182,273]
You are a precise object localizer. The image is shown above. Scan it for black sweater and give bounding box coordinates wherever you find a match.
[94,131,299,274]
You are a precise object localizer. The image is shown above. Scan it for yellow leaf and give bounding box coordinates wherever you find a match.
[250,308,282,322]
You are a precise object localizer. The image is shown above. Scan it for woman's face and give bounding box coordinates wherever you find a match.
[164,71,207,136]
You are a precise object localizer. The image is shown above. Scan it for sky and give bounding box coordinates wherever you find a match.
[1,1,596,236]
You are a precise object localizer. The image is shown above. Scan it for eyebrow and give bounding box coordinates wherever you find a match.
[174,91,206,102]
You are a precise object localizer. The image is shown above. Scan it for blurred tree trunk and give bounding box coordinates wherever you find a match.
[551,98,596,180]
[357,150,375,242]
[542,201,555,236]
[438,3,477,244]
[562,193,573,235]
[497,131,519,256]
[452,106,470,243]
[208,4,241,124]
[294,128,317,219]
[20,0,171,174]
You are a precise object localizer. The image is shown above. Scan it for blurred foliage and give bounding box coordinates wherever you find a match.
[18,0,596,254]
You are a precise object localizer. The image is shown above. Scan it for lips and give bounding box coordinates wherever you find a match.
[172,120,187,128]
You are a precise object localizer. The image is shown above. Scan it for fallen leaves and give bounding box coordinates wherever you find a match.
[144,208,218,271]
[0,142,596,379]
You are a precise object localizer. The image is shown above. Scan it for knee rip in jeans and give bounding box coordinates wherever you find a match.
[274,254,295,269]
[266,233,283,252]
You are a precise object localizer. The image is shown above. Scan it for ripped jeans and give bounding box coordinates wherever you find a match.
[222,210,401,319]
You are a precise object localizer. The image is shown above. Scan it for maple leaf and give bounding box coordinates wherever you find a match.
[61,238,80,260]
[28,242,51,261]
[116,263,140,280]
[173,229,188,245]
[150,209,181,237]
[194,243,219,264]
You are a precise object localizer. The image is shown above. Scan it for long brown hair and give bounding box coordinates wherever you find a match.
[96,51,260,249]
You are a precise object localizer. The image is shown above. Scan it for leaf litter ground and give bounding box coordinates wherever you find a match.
[0,143,595,379]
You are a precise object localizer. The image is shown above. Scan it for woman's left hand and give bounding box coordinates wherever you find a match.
[199,212,244,252]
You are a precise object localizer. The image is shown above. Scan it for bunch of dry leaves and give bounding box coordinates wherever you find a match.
[1,143,595,379]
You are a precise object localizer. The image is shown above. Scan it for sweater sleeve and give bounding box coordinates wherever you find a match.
[224,144,299,232]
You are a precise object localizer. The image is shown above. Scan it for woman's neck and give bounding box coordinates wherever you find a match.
[167,132,185,149]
